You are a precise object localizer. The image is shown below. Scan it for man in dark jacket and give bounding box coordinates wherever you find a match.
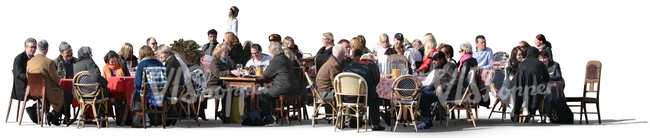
[417,52,458,129]
[511,48,550,122]
[74,46,125,126]
[13,38,37,123]
[257,42,300,124]
[341,55,385,131]
[201,29,219,56]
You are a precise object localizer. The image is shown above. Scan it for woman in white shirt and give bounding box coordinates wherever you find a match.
[226,6,239,36]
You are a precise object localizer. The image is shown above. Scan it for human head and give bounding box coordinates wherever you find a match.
[268,42,283,58]
[104,50,120,65]
[282,36,295,48]
[224,32,240,46]
[423,33,438,57]
[437,43,454,59]
[36,39,49,55]
[395,45,405,55]
[475,35,486,51]
[322,32,334,46]
[353,35,367,54]
[138,45,155,60]
[338,39,350,57]
[431,51,447,68]
[58,41,74,61]
[360,53,375,63]
[207,29,218,44]
[146,37,158,50]
[412,39,423,49]
[228,6,239,20]
[459,42,473,57]
[394,33,404,47]
[78,46,93,59]
[378,33,390,48]
[517,40,532,55]
[332,44,345,60]
[212,43,229,59]
[156,45,173,63]
[24,38,37,57]
[539,50,551,67]
[509,47,522,71]
[250,43,263,60]
[118,43,134,59]
[535,34,551,47]
[269,34,281,44]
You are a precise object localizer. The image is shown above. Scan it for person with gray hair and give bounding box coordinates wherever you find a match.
[156,45,187,104]
[315,44,346,121]
[12,38,37,123]
[25,39,74,126]
[73,46,126,127]
[54,41,78,79]
[456,42,490,108]
[255,42,300,124]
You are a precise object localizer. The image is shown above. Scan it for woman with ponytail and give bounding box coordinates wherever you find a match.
[226,6,240,36]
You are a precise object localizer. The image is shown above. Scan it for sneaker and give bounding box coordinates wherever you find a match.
[416,122,433,130]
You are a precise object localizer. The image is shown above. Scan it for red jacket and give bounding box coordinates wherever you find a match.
[417,48,437,72]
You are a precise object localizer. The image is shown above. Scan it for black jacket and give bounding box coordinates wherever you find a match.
[518,48,550,85]
[74,50,111,98]
[229,43,251,66]
[201,42,219,56]
[342,60,381,99]
[263,54,299,97]
[164,55,185,96]
[12,52,29,100]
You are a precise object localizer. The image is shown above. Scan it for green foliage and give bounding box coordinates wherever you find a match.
[170,39,203,65]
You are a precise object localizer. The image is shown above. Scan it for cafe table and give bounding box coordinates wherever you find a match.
[107,76,135,124]
[219,76,265,117]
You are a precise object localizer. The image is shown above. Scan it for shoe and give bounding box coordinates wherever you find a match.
[26,106,38,124]
[416,122,433,130]
[47,112,61,126]
[263,115,275,125]
[371,125,385,131]
[349,121,365,128]
[113,101,125,126]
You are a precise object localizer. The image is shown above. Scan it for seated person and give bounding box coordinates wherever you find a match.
[245,44,272,70]
[417,52,458,130]
[74,46,125,127]
[316,44,346,116]
[539,50,563,121]
[26,39,74,126]
[283,48,302,67]
[102,50,130,78]
[339,53,385,130]
[156,45,185,98]
[132,46,166,127]
[13,38,35,123]
[205,44,242,123]
[54,41,78,79]
[456,42,489,108]
[511,48,550,122]
[257,42,300,124]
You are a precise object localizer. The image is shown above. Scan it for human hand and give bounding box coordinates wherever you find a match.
[231,70,242,77]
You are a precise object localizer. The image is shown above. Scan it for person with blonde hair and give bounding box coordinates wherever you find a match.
[206,44,241,123]
[282,36,302,59]
[352,35,372,59]
[118,43,139,69]
[256,42,300,125]
[316,32,334,56]
[226,6,239,36]
[416,33,438,72]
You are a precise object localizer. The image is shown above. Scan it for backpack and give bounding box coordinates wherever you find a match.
[549,99,574,124]
[241,109,266,126]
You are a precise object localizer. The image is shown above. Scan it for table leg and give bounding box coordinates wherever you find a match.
[249,84,258,111]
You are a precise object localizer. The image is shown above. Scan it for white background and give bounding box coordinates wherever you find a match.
[1,0,648,137]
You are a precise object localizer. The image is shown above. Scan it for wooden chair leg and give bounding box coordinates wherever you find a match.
[488,99,500,119]
[596,102,601,124]
[583,101,588,124]
[6,98,12,123]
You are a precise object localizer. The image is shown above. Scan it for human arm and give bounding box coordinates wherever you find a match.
[88,61,108,85]
[232,19,238,36]
[481,51,494,69]
[549,63,562,81]
[13,55,27,81]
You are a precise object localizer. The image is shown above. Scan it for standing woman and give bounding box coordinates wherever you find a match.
[226,6,239,36]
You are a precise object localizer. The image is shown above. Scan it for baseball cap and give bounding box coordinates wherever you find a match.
[394,33,404,40]
[431,51,446,60]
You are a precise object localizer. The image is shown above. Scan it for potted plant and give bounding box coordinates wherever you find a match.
[170,39,203,66]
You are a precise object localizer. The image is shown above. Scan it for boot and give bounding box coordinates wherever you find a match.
[198,109,207,121]
[112,101,125,126]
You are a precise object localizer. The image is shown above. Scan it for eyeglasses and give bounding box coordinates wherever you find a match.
[458,50,463,53]
[152,43,158,45]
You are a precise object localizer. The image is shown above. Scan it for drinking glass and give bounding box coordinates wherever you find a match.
[236,64,243,76]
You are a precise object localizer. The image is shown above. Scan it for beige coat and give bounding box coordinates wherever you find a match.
[26,54,65,112]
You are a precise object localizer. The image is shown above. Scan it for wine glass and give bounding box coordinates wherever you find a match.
[236,64,243,76]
